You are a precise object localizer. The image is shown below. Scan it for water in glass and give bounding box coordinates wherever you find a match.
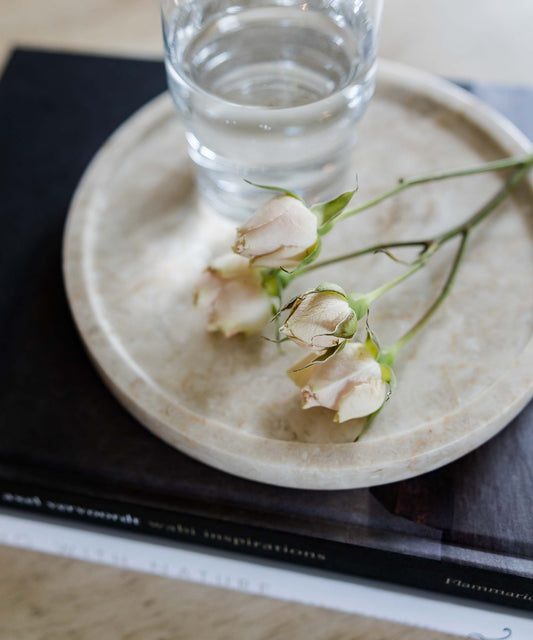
[163,1,380,220]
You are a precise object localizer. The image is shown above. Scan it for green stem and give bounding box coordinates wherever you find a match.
[342,159,530,322]
[388,161,532,352]
[325,152,533,228]
[385,161,532,356]
[301,157,533,278]
[387,231,469,359]
[300,240,430,275]
[437,159,533,242]
[364,243,437,304]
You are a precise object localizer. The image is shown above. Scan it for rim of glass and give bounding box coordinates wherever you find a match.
[161,4,379,112]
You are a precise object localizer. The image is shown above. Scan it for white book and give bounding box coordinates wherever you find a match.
[0,508,531,639]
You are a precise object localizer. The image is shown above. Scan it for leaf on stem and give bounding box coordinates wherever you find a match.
[312,187,358,230]
[354,406,382,442]
[294,238,322,271]
[379,364,397,390]
[374,247,417,266]
[315,282,347,296]
[243,179,303,202]
[363,314,381,356]
[353,373,394,442]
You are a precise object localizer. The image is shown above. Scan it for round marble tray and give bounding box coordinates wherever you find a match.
[63,60,533,490]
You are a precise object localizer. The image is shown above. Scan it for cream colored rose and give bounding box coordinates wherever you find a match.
[288,342,388,422]
[233,195,318,269]
[279,290,357,350]
[194,253,273,337]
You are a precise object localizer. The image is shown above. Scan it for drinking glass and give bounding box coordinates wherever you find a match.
[161,0,383,220]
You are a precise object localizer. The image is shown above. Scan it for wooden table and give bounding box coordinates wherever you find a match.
[1,1,531,637]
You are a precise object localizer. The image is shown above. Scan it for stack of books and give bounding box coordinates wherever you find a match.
[1,48,532,636]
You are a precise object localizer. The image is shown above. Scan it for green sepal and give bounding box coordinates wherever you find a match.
[353,378,396,442]
[346,293,370,320]
[363,315,380,353]
[312,310,357,342]
[333,312,358,339]
[277,240,323,282]
[364,333,379,359]
[294,238,322,271]
[261,272,281,298]
[354,360,396,442]
[361,319,396,388]
[389,366,397,391]
[243,180,303,202]
[377,347,396,369]
[312,188,358,231]
[379,363,397,391]
[354,406,382,443]
[292,341,346,372]
[271,299,284,352]
[315,282,347,297]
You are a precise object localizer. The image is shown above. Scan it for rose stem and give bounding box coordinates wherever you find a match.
[367,159,532,303]
[302,157,533,281]
[386,231,469,362]
[323,152,533,230]
[300,240,431,274]
[354,232,468,443]
[286,155,532,280]
[379,158,533,362]
[354,159,531,442]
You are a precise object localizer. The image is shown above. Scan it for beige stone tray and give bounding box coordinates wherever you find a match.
[63,60,533,490]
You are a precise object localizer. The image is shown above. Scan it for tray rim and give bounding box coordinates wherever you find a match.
[63,59,533,489]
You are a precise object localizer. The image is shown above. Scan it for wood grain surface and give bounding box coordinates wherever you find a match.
[1,1,531,638]
[0,546,461,640]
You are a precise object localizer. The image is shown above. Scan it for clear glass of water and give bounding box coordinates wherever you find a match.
[161,0,383,221]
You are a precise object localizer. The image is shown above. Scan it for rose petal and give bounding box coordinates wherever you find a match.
[288,342,387,420]
[287,353,318,387]
[334,379,387,422]
[210,252,255,279]
[249,245,314,269]
[280,291,355,349]
[211,278,273,337]
[195,252,272,337]
[233,195,318,268]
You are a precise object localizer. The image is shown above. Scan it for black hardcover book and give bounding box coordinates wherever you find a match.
[1,48,532,612]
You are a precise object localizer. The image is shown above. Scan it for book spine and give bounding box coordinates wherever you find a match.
[0,478,531,612]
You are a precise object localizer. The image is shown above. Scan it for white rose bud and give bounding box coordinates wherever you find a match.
[279,289,357,350]
[233,195,318,269]
[288,342,388,422]
[194,253,273,338]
